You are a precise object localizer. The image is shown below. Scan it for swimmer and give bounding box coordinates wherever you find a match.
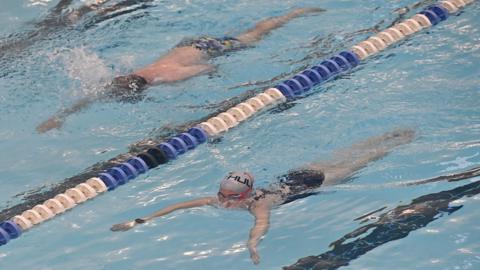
[110,128,415,264]
[36,7,325,133]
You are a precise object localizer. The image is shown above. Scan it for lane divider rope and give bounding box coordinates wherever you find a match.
[0,0,474,247]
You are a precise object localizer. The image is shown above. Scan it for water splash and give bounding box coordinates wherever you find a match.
[28,0,53,7]
[47,46,113,98]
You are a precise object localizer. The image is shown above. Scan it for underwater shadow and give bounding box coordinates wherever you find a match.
[283,172,480,270]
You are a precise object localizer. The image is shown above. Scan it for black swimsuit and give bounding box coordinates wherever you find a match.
[176,36,248,57]
[254,169,325,204]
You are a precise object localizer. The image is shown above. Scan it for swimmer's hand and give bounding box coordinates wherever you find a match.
[36,116,64,133]
[37,97,94,133]
[110,218,146,232]
[248,244,260,265]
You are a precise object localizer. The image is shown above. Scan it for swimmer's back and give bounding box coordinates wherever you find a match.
[250,169,325,207]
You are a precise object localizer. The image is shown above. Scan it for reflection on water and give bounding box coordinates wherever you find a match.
[284,168,480,270]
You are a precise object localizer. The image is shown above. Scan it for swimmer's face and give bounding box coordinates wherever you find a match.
[217,189,243,202]
[217,188,251,207]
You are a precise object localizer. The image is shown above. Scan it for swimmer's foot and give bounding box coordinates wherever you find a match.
[36,116,64,133]
[248,245,261,265]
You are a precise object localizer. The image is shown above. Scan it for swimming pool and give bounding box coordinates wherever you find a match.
[0,0,479,269]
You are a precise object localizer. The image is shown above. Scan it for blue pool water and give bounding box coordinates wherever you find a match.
[1,0,479,269]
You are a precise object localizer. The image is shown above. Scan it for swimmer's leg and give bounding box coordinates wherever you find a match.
[306,128,415,186]
[135,63,215,84]
[235,7,326,44]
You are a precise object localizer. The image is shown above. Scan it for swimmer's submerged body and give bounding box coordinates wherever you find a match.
[110,128,415,265]
[36,7,325,133]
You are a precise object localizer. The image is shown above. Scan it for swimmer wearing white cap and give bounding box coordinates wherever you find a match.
[111,129,415,265]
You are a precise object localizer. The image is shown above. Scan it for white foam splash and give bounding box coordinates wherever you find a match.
[440,153,479,171]
[28,0,52,7]
[222,243,246,255]
[79,0,107,5]
[47,46,113,98]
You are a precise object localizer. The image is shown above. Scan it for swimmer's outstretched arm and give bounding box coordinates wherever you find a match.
[110,197,215,232]
[36,96,95,133]
[36,74,146,133]
[247,205,271,265]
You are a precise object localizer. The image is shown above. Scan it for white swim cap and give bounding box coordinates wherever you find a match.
[220,171,254,194]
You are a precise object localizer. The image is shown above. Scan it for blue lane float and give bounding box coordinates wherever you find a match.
[276,50,358,100]
[127,157,148,174]
[293,74,314,92]
[99,173,119,190]
[0,221,22,239]
[159,142,179,159]
[276,83,296,99]
[339,51,360,67]
[119,162,139,179]
[284,79,305,96]
[169,137,189,155]
[107,167,129,185]
[0,228,10,245]
[420,9,441,25]
[427,5,449,20]
[331,54,352,71]
[320,59,342,75]
[188,127,208,144]
[302,69,323,84]
[179,132,199,149]
[312,64,332,82]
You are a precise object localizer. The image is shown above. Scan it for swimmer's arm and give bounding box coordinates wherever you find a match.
[247,205,270,265]
[140,197,216,221]
[36,75,133,133]
[36,97,95,133]
[110,197,216,232]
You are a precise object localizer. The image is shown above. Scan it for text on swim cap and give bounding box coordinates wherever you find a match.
[226,174,253,188]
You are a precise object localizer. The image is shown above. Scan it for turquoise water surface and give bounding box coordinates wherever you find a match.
[0,0,479,269]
